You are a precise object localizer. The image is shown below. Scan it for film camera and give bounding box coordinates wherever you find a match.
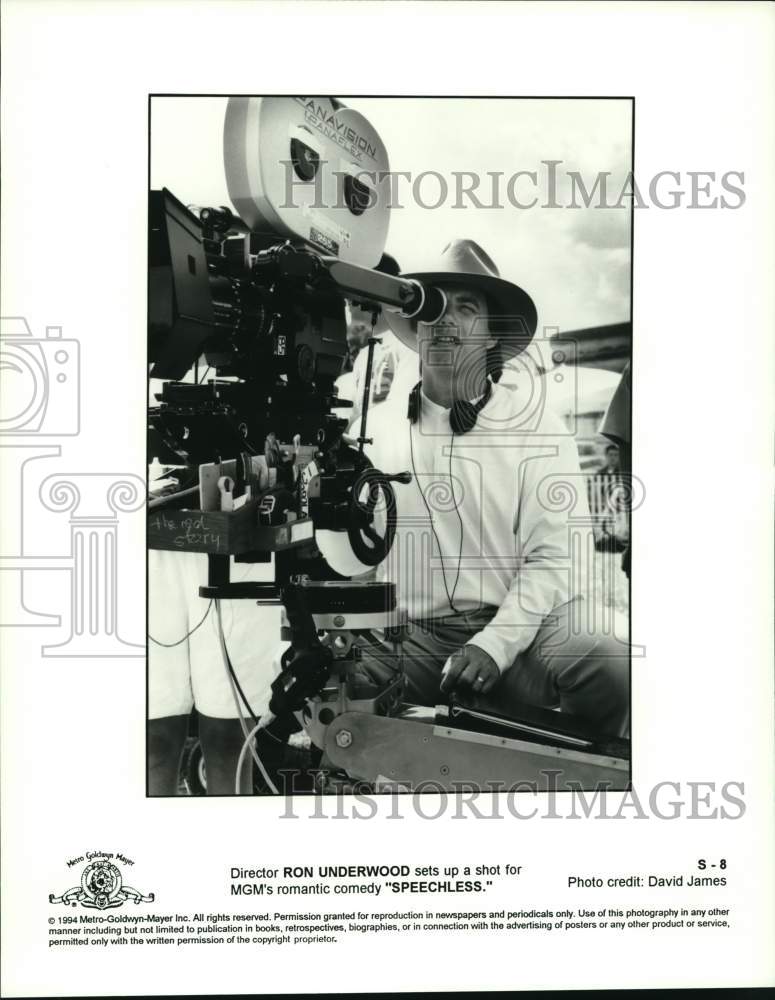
[148,97,450,781]
[148,97,629,793]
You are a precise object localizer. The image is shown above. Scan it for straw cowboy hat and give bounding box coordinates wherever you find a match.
[384,239,537,359]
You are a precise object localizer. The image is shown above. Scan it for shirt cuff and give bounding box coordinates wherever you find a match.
[466,630,520,675]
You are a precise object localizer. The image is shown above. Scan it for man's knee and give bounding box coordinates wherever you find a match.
[585,632,630,676]
[572,631,630,735]
[586,632,629,701]
[537,624,629,735]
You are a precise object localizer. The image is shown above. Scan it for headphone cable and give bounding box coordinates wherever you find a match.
[448,432,464,606]
[408,417,464,615]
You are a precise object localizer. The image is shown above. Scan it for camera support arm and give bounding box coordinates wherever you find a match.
[269,579,333,717]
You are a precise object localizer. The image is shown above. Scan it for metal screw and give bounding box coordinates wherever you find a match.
[440,765,449,776]
[333,615,345,628]
[335,730,353,748]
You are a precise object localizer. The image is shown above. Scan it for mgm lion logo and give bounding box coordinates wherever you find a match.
[50,860,154,909]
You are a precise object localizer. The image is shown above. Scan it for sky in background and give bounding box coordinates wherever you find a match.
[150,96,632,335]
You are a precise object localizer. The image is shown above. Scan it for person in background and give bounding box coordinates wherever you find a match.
[599,442,621,476]
[599,362,631,576]
[591,443,626,553]
[336,303,419,428]
[147,550,282,795]
[340,308,372,376]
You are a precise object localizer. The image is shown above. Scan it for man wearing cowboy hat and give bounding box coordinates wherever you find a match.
[357,239,629,739]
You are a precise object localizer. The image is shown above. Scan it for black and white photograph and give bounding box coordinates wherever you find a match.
[2,2,773,996]
[147,96,633,797]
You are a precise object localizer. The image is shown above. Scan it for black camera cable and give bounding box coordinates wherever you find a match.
[408,423,464,615]
[148,599,213,647]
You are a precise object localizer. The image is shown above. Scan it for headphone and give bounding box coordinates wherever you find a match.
[406,378,492,613]
[407,378,492,434]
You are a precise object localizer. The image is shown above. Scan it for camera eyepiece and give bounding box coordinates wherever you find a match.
[401,281,448,325]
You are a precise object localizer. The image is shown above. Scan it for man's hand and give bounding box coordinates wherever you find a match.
[440,645,500,696]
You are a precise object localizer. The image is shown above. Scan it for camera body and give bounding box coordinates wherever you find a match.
[148,186,351,466]
[148,97,406,582]
[149,96,394,469]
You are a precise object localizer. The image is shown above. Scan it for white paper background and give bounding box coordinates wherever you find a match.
[1,1,773,995]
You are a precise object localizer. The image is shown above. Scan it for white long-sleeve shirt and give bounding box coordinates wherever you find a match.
[366,380,592,673]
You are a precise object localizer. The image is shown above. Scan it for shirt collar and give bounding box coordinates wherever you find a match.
[420,382,491,418]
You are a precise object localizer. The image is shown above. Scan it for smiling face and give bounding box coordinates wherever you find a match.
[417,282,496,402]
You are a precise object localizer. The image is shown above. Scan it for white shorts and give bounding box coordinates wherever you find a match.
[148,550,288,720]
